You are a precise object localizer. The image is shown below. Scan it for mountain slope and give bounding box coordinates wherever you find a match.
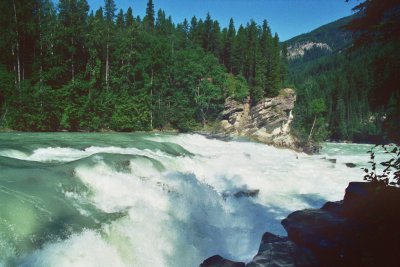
[285,12,399,144]
[284,14,356,62]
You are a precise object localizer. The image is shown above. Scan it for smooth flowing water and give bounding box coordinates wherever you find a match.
[0,133,374,266]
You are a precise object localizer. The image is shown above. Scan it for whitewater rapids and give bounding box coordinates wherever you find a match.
[0,133,373,266]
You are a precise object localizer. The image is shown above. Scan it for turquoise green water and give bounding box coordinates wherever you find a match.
[0,133,372,266]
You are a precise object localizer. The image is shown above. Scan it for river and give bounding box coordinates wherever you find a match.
[0,132,374,266]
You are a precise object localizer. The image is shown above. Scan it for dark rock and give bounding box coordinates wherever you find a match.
[222,189,260,199]
[199,255,245,267]
[321,201,343,215]
[344,163,356,168]
[299,142,321,154]
[203,182,400,267]
[246,232,318,267]
[327,158,336,164]
[282,209,346,250]
[234,189,260,198]
[280,182,400,267]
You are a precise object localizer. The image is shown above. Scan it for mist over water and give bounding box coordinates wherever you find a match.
[0,133,371,266]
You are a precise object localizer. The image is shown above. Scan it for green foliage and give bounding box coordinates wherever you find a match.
[0,0,285,132]
[363,145,400,187]
[310,98,326,115]
[111,91,151,131]
[0,65,13,120]
[223,73,249,102]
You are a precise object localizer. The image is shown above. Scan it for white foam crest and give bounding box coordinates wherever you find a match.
[20,230,126,267]
[74,161,169,213]
[0,149,28,160]
[0,146,171,163]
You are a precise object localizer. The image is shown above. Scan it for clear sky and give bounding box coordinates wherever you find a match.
[87,0,356,41]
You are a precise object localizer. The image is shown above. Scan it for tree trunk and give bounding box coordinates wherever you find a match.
[150,68,153,129]
[1,107,8,124]
[71,37,75,81]
[105,23,110,90]
[11,46,16,87]
[12,0,21,91]
[308,115,317,142]
[38,1,43,107]
[106,42,109,89]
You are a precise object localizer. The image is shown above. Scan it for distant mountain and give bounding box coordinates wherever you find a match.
[286,9,399,144]
[284,14,356,61]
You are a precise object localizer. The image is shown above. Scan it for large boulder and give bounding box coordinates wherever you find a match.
[246,232,318,267]
[282,182,400,267]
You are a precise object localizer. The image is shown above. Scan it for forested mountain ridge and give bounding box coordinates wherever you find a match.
[285,1,400,145]
[0,0,285,132]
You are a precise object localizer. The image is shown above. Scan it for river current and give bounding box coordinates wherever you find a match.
[0,133,374,266]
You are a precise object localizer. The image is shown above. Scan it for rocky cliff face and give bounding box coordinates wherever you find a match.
[220,88,297,150]
[287,41,332,60]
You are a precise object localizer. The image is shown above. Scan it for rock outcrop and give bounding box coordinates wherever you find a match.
[246,232,318,267]
[220,88,297,150]
[199,255,245,267]
[287,42,332,60]
[200,182,400,267]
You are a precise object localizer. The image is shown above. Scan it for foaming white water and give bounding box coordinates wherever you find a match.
[0,146,166,163]
[148,134,366,211]
[10,134,371,266]
[20,230,126,267]
[0,149,28,159]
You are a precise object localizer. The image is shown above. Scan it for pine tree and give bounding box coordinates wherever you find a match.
[280,42,288,86]
[210,20,221,57]
[116,9,124,28]
[269,33,281,96]
[203,13,213,51]
[232,25,246,76]
[223,18,235,72]
[104,0,116,90]
[144,0,155,32]
[125,7,134,28]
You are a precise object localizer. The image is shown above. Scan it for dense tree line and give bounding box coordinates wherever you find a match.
[289,0,400,144]
[0,0,284,132]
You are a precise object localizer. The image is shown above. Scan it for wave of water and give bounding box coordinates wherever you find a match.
[0,133,371,266]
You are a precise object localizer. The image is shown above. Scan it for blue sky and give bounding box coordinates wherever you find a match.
[87,0,356,41]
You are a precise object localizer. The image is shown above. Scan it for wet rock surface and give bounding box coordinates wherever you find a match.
[200,182,400,267]
[344,163,356,168]
[199,255,245,267]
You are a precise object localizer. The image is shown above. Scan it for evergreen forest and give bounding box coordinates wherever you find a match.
[0,0,284,132]
[287,0,400,144]
[0,0,398,145]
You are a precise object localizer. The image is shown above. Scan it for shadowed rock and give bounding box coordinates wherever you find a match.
[199,255,245,267]
[246,232,318,267]
[345,163,356,168]
[234,189,260,198]
[327,158,336,164]
[202,182,400,267]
